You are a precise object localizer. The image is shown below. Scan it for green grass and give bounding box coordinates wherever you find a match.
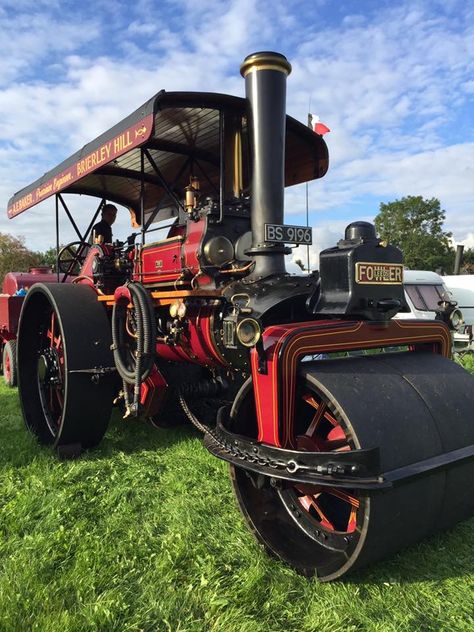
[1,379,473,632]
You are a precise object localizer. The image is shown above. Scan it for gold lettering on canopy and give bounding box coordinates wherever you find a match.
[7,115,153,218]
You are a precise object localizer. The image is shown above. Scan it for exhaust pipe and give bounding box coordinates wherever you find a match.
[240,52,292,279]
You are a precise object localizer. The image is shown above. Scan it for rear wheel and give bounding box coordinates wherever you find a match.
[230,353,474,580]
[3,340,17,387]
[17,283,115,451]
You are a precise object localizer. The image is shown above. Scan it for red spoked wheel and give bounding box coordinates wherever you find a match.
[230,374,369,581]
[37,311,65,438]
[17,283,115,451]
[2,340,17,387]
[281,391,359,533]
[275,387,364,560]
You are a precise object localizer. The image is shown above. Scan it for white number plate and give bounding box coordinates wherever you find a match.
[264,224,313,245]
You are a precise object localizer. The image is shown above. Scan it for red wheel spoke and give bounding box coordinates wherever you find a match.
[333,444,351,452]
[298,494,335,531]
[54,388,63,408]
[47,312,55,346]
[323,411,339,427]
[302,394,340,430]
[302,394,319,410]
[328,426,345,441]
[298,494,314,512]
[347,507,358,532]
[315,425,350,451]
[303,396,327,437]
[292,387,361,536]
[318,438,350,451]
[325,487,360,508]
[294,483,321,496]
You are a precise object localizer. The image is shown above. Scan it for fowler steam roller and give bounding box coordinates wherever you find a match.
[7,52,474,580]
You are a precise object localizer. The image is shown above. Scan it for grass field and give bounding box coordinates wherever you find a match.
[1,371,473,631]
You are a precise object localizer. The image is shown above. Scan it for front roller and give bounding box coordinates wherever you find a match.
[230,352,474,580]
[17,283,115,452]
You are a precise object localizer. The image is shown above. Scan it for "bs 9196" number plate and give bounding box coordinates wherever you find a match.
[264,224,313,245]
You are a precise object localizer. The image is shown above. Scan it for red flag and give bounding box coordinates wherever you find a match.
[309,113,330,136]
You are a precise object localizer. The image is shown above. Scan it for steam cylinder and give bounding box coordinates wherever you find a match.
[240,52,291,279]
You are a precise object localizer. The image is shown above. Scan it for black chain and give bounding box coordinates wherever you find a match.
[178,393,287,471]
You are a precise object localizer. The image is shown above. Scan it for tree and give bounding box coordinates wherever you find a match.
[460,248,474,274]
[38,246,58,268]
[374,196,454,272]
[0,233,44,283]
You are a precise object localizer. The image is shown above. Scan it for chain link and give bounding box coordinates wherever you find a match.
[178,393,287,471]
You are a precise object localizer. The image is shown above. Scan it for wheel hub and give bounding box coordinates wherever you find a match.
[38,348,61,385]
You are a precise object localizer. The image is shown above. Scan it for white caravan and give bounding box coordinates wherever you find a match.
[395,270,468,352]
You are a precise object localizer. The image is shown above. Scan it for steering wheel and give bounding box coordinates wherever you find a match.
[57,241,91,276]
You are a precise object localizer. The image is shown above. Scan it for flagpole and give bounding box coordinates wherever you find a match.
[306,112,311,273]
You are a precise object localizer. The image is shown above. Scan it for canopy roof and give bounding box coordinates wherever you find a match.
[7,91,329,223]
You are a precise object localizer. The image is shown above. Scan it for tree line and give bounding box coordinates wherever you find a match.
[1,196,473,280]
[0,233,57,282]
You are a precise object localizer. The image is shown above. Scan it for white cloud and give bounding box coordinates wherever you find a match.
[289,220,349,272]
[0,0,473,255]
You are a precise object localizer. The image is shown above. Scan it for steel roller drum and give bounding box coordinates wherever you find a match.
[231,351,474,580]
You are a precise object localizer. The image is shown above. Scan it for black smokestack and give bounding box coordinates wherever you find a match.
[240,52,291,279]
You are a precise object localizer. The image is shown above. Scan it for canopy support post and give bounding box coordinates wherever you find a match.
[143,149,184,212]
[57,194,85,242]
[84,199,105,243]
[55,195,60,281]
[140,149,145,247]
[218,110,225,224]
[144,156,193,232]
[193,159,219,195]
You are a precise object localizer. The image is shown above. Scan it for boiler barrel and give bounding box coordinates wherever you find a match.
[2,269,56,295]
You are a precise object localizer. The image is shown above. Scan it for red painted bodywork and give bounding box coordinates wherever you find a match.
[2,268,56,295]
[155,304,227,368]
[139,237,184,284]
[185,304,227,367]
[78,244,113,283]
[114,285,132,303]
[250,319,451,449]
[0,296,23,338]
[1,267,58,340]
[182,217,213,287]
[140,366,168,417]
[135,217,213,288]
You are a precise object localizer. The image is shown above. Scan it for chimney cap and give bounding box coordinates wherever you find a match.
[240,51,292,78]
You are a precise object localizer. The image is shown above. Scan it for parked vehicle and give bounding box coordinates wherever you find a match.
[0,267,56,386]
[395,270,465,351]
[443,275,474,352]
[6,51,474,581]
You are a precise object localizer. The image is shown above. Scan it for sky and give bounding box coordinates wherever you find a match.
[0,0,473,268]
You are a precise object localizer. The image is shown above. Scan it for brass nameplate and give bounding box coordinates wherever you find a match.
[355,262,403,284]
